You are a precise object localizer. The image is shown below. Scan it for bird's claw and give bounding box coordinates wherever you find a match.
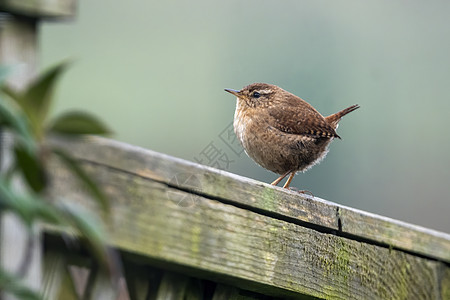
[288,187,314,197]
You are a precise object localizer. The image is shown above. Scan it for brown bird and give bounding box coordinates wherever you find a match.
[225,83,359,189]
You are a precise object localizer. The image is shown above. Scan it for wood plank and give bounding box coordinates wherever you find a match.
[0,0,76,19]
[212,285,272,300]
[57,266,79,300]
[82,265,119,300]
[46,156,449,299]
[41,251,83,300]
[49,136,450,263]
[68,266,91,299]
[442,266,450,299]
[41,250,66,300]
[0,14,37,90]
[155,272,190,300]
[123,260,155,300]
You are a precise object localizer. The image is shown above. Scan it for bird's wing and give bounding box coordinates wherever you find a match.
[267,104,339,139]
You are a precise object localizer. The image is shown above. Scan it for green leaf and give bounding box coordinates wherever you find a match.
[0,179,36,227]
[48,111,112,136]
[0,65,13,85]
[0,177,80,229]
[1,85,40,134]
[0,96,36,152]
[57,202,110,268]
[14,145,47,193]
[1,85,22,102]
[51,148,110,214]
[0,179,23,217]
[0,267,42,300]
[23,62,70,127]
[0,95,25,131]
[33,202,66,226]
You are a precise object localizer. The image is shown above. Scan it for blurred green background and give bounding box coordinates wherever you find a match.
[40,1,450,232]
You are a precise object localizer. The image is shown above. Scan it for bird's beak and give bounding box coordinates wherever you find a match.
[224,88,241,98]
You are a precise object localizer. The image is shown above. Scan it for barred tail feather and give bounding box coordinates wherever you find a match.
[325,104,360,128]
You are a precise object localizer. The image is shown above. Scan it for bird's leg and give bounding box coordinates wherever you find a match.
[289,187,314,196]
[283,171,296,189]
[271,171,290,186]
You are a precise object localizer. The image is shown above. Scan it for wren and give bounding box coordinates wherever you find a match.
[225,83,359,189]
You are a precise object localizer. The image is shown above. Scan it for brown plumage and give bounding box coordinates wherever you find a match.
[225,83,359,189]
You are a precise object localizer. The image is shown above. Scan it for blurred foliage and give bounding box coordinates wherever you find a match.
[37,1,450,232]
[0,267,41,300]
[0,63,113,299]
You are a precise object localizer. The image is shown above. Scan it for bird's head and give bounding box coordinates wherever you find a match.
[225,83,282,109]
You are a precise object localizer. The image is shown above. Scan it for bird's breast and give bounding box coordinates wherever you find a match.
[233,100,333,174]
[233,102,251,146]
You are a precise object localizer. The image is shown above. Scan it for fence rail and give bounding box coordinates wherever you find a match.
[44,136,450,299]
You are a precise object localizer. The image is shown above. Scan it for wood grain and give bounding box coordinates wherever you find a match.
[46,152,449,299]
[41,250,66,300]
[0,0,76,19]
[49,136,450,264]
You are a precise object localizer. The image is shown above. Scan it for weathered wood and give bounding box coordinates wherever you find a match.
[68,266,90,299]
[442,266,450,299]
[57,266,79,300]
[212,285,271,300]
[183,278,205,300]
[0,0,76,19]
[41,250,66,300]
[0,14,37,90]
[49,136,450,264]
[155,272,190,300]
[42,251,81,300]
[123,260,154,300]
[82,265,119,300]
[46,146,450,300]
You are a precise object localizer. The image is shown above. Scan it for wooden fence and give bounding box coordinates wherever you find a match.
[1,1,450,299]
[41,136,450,299]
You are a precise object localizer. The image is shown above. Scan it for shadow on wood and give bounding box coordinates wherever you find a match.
[44,136,450,299]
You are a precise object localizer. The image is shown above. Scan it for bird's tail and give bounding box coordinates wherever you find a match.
[325,104,360,128]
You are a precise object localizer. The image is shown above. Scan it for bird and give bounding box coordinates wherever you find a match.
[224,83,359,189]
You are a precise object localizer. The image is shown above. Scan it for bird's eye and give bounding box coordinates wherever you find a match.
[252,91,261,98]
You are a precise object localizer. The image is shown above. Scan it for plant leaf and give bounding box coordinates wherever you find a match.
[23,62,69,127]
[31,200,67,226]
[0,95,36,152]
[0,177,88,230]
[1,85,23,103]
[51,148,110,214]
[0,65,13,85]
[14,145,47,193]
[0,179,36,227]
[0,267,42,300]
[0,178,58,227]
[1,85,43,140]
[57,202,110,268]
[48,111,112,136]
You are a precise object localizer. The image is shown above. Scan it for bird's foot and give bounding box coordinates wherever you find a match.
[288,187,314,197]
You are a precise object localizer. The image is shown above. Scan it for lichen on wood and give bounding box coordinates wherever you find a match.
[45,137,450,299]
